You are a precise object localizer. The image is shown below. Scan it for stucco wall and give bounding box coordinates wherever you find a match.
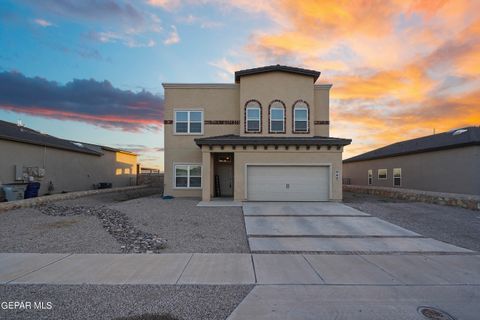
[239,72,326,137]
[233,148,343,201]
[196,145,343,201]
[343,146,480,195]
[314,86,330,137]
[163,71,338,200]
[0,139,137,196]
[163,86,240,197]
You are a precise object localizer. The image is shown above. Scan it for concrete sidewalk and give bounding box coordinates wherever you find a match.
[1,253,479,286]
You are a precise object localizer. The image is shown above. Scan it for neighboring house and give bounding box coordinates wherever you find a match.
[163,65,351,202]
[343,127,480,196]
[0,120,137,197]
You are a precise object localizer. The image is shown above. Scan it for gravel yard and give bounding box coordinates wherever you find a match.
[0,284,253,320]
[109,197,250,253]
[0,189,249,253]
[344,192,480,252]
[0,207,120,253]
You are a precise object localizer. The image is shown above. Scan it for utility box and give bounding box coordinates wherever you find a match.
[2,184,27,201]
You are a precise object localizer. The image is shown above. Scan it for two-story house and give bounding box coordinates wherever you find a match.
[162,65,351,202]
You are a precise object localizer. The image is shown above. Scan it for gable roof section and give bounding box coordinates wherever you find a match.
[195,134,351,147]
[344,127,480,163]
[234,65,321,82]
[0,120,134,156]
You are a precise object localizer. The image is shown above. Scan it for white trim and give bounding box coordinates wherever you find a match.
[245,104,261,133]
[173,109,204,135]
[393,168,402,187]
[367,169,373,185]
[244,163,332,201]
[269,105,285,133]
[378,168,387,180]
[173,163,203,189]
[293,104,309,132]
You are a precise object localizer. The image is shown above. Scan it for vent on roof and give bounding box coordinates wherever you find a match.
[452,129,468,136]
[72,142,84,147]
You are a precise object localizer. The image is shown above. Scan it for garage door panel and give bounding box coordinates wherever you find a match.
[247,166,329,201]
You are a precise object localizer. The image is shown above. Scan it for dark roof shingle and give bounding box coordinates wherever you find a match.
[234,65,321,82]
[0,120,135,156]
[343,127,480,163]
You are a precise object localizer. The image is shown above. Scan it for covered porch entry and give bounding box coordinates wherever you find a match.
[201,151,235,201]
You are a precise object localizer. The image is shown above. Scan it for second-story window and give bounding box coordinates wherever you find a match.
[269,100,285,133]
[293,101,309,132]
[174,110,203,134]
[245,100,261,133]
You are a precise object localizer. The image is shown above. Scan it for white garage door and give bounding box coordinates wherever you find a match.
[247,165,330,201]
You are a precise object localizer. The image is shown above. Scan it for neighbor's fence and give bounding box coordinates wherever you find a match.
[344,184,480,211]
[137,171,164,191]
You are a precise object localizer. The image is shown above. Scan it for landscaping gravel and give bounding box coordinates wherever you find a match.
[0,284,254,320]
[0,189,249,254]
[0,207,120,253]
[344,192,480,252]
[0,188,162,253]
[109,197,250,253]
[38,204,167,253]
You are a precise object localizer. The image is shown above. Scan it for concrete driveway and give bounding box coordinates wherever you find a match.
[230,202,480,319]
[243,202,471,253]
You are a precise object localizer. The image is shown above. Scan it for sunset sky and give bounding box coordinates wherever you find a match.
[1,0,479,170]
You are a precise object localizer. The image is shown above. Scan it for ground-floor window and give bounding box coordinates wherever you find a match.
[378,169,387,180]
[368,169,373,185]
[393,168,402,186]
[175,164,202,188]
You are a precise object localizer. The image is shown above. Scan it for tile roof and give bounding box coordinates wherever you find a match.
[343,127,480,163]
[195,134,351,147]
[234,65,321,82]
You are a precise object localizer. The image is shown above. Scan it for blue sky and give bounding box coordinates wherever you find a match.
[1,0,479,170]
[0,0,270,169]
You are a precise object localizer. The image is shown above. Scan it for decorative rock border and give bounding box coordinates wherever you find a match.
[38,204,167,253]
[344,185,480,211]
[0,185,150,213]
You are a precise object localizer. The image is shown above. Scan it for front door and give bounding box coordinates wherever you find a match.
[217,163,233,197]
[215,153,234,197]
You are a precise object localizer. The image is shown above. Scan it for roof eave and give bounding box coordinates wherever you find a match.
[0,135,103,156]
[194,138,351,148]
[343,141,480,163]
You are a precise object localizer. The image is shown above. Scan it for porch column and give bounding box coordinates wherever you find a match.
[202,150,212,201]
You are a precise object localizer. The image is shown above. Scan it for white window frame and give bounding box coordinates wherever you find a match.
[174,164,202,189]
[293,103,309,132]
[378,169,387,180]
[246,105,261,133]
[393,168,402,187]
[367,169,373,185]
[174,110,204,135]
[270,105,285,133]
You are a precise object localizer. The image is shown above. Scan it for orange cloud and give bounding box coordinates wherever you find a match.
[334,65,435,102]
[206,0,479,158]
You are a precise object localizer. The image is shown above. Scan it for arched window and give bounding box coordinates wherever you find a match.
[269,100,285,133]
[245,100,261,133]
[293,100,309,132]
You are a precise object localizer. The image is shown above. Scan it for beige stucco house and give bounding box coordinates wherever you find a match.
[163,65,351,202]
